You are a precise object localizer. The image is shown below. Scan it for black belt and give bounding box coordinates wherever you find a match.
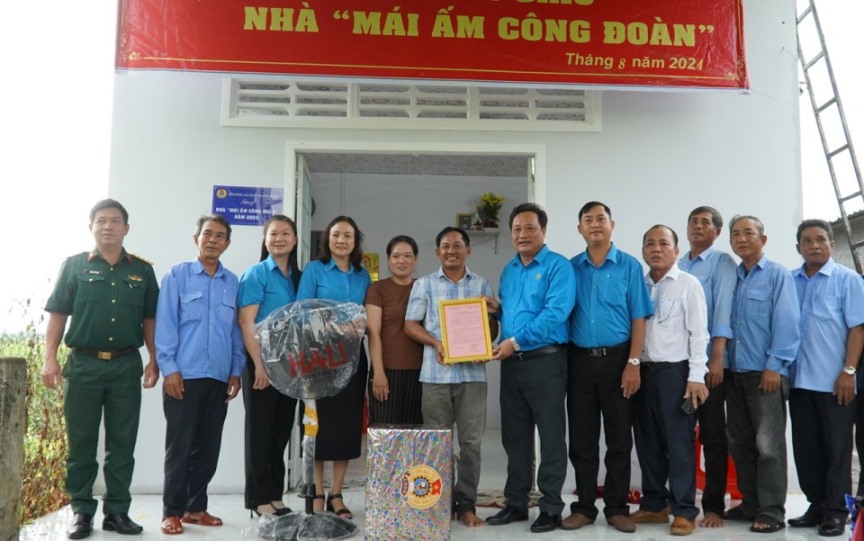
[74,346,138,361]
[641,360,687,372]
[510,345,562,361]
[572,342,629,358]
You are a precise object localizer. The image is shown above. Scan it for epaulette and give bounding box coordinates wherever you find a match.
[129,253,154,265]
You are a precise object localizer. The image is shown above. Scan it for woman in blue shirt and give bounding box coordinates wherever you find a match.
[237,215,301,517]
[296,215,371,519]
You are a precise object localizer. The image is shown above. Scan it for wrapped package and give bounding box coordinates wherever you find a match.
[257,299,367,399]
[365,426,452,541]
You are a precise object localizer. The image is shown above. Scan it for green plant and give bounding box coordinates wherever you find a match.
[476,192,505,226]
[1,298,69,525]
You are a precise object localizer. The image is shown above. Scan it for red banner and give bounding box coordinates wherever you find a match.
[116,0,748,90]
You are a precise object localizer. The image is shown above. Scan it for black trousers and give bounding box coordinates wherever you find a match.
[567,343,633,519]
[500,347,568,515]
[696,370,728,515]
[162,378,229,517]
[856,388,864,497]
[790,388,855,519]
[633,361,699,520]
[242,356,297,509]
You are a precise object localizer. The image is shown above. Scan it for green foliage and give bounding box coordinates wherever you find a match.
[1,299,69,526]
[476,191,506,225]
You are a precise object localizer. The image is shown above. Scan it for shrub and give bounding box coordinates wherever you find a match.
[1,300,69,525]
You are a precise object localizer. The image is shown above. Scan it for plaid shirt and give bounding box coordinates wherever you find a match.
[405,267,495,384]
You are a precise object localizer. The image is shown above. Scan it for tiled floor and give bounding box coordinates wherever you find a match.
[20,429,833,540]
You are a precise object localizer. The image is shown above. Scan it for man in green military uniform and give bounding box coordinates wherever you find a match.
[42,199,160,539]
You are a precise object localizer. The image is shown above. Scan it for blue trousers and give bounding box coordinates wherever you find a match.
[162,378,229,517]
[633,361,698,520]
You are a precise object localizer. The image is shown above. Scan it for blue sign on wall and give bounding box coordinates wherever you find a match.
[212,185,283,226]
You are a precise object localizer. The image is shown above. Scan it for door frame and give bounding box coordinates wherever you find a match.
[284,140,547,222]
[282,140,546,489]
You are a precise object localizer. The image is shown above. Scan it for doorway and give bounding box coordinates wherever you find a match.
[283,143,543,487]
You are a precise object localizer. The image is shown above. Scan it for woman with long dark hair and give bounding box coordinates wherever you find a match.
[296,216,371,519]
[237,215,301,517]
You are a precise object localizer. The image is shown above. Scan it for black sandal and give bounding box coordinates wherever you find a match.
[750,514,785,534]
[326,493,352,518]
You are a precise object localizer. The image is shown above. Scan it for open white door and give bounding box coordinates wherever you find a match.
[295,155,313,269]
[285,154,313,490]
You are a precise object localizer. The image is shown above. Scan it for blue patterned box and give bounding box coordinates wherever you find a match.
[365,426,452,541]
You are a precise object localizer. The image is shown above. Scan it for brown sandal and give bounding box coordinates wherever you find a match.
[161,516,183,535]
[181,511,223,526]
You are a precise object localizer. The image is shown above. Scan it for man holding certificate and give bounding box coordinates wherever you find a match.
[488,203,576,534]
[405,226,498,528]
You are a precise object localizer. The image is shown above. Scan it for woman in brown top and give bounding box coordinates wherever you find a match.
[364,235,424,424]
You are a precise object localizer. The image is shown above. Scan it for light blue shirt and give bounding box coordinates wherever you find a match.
[155,259,245,381]
[570,244,654,348]
[237,255,297,323]
[297,259,371,305]
[405,267,495,384]
[729,255,800,375]
[792,258,864,391]
[679,246,737,365]
[500,245,575,350]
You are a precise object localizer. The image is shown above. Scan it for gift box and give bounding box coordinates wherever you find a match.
[365,425,452,541]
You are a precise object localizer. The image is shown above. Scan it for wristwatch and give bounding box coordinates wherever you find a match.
[844,365,857,376]
[510,337,521,352]
[628,357,641,367]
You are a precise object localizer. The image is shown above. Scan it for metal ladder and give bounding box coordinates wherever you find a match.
[796,0,864,272]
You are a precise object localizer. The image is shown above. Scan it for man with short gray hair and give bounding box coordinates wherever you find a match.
[724,215,800,533]
[155,214,245,535]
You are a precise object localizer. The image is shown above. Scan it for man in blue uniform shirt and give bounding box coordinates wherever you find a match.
[487,203,575,533]
[724,215,800,533]
[788,219,864,537]
[155,215,245,535]
[678,206,737,528]
[562,201,654,534]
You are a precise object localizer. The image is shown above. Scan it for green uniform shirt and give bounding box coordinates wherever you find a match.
[46,249,158,350]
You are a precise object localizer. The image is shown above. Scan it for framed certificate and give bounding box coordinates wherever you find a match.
[438,297,493,364]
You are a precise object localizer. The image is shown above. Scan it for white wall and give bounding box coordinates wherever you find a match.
[108,0,802,493]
